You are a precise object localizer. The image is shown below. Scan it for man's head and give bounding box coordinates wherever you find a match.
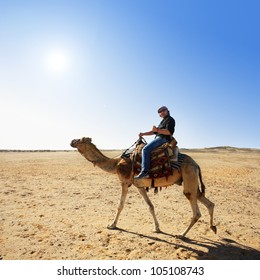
[157,106,169,118]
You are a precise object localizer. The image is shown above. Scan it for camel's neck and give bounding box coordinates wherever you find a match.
[79,144,120,174]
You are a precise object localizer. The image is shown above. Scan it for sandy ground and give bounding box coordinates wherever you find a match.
[0,148,260,260]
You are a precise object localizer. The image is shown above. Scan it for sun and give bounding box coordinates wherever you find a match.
[45,50,69,75]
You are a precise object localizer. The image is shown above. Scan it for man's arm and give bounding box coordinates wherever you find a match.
[139,130,154,137]
[152,126,171,135]
[139,125,171,137]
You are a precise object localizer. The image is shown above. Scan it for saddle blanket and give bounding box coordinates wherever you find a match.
[132,138,186,179]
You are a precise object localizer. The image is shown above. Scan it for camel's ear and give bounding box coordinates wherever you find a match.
[81,137,92,143]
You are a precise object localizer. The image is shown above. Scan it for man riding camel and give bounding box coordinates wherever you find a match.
[134,106,175,179]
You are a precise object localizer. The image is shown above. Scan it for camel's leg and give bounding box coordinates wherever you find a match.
[181,192,201,237]
[108,182,129,229]
[198,194,217,234]
[138,187,161,233]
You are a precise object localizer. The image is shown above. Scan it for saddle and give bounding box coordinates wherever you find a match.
[132,137,179,180]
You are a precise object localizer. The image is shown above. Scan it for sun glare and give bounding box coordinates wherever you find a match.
[45,50,69,75]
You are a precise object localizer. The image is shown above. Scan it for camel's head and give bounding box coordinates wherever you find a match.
[70,137,92,152]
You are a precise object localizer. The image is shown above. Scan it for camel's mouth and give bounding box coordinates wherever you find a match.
[70,139,80,148]
[70,137,92,148]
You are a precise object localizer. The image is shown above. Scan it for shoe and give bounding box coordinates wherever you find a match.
[134,171,149,179]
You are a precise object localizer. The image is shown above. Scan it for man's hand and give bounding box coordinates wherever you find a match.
[139,132,144,138]
[152,126,158,133]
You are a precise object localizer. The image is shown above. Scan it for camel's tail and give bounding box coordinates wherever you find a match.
[198,165,206,195]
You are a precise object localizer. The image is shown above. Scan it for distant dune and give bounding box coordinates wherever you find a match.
[0,150,74,153]
[1,146,259,153]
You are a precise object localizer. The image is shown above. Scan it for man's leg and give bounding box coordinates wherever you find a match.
[135,137,167,179]
[142,137,167,171]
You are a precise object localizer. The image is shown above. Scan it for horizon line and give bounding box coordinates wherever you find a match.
[1,146,260,152]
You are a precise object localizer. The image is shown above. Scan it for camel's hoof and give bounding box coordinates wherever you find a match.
[107,225,117,230]
[175,234,186,240]
[153,228,161,233]
[210,225,217,234]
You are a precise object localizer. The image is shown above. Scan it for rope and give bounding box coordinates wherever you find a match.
[111,137,146,159]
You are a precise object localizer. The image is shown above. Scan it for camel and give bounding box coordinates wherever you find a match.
[70,137,217,237]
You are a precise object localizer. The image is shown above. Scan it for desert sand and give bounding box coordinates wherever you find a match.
[0,148,260,260]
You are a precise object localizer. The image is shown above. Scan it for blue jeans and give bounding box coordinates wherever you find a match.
[141,137,168,172]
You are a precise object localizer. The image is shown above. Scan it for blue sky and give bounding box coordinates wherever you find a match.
[0,0,259,149]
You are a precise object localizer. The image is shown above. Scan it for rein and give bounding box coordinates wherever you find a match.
[112,137,147,159]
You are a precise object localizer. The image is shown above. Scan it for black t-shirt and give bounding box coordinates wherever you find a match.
[156,115,175,141]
